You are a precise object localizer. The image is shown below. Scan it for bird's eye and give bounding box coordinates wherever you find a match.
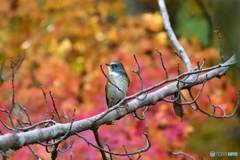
[114,64,117,68]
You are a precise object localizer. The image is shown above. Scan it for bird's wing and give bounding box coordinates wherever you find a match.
[105,79,109,108]
[127,74,130,87]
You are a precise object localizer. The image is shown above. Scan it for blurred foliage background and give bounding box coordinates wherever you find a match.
[0,0,239,159]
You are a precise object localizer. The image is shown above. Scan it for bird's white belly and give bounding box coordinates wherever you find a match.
[108,76,128,106]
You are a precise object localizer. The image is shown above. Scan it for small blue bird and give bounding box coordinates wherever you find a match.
[105,61,130,125]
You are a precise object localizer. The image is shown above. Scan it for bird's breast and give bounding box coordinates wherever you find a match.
[107,73,129,105]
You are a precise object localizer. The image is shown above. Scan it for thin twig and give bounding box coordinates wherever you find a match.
[38,109,76,146]
[9,57,16,126]
[181,91,196,110]
[92,129,108,160]
[176,77,207,105]
[28,145,41,160]
[123,145,132,160]
[156,48,168,79]
[40,86,48,120]
[188,88,240,118]
[0,52,25,82]
[105,144,113,160]
[135,92,148,101]
[15,105,29,125]
[58,140,74,153]
[0,61,4,83]
[13,119,57,132]
[130,55,149,119]
[130,54,143,91]
[63,110,74,159]
[133,106,149,120]
[0,118,16,131]
[75,126,150,157]
[45,112,55,128]
[177,63,180,76]
[169,150,195,160]
[200,57,206,69]
[136,153,141,160]
[49,91,61,122]
[197,61,200,70]
[214,28,224,63]
[1,57,19,132]
[188,88,200,108]
[0,150,9,159]
[163,75,207,105]
[17,119,24,128]
[100,64,125,95]
[205,91,240,118]
[18,104,32,125]
[174,51,182,59]
[207,94,226,116]
[177,74,199,85]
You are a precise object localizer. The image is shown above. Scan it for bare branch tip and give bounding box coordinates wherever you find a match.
[145,125,149,134]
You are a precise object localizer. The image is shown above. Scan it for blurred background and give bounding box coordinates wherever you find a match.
[0,0,239,159]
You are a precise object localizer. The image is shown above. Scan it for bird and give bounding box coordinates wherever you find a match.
[105,61,130,125]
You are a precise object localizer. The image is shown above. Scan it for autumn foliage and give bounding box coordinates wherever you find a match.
[0,0,238,160]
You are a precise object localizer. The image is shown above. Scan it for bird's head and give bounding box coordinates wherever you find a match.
[105,61,126,75]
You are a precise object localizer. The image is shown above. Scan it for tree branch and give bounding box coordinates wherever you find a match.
[215,28,224,63]
[92,129,108,160]
[0,54,237,152]
[169,150,195,160]
[0,1,238,159]
[157,0,193,71]
[0,52,25,83]
[75,126,150,157]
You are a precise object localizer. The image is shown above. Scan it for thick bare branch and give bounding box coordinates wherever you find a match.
[92,54,236,126]
[0,1,238,159]
[38,109,75,147]
[0,54,236,152]
[157,0,193,71]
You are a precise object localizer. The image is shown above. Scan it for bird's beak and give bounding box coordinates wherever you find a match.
[105,63,110,66]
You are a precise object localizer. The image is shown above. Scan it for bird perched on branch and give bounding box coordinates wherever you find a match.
[105,61,130,125]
